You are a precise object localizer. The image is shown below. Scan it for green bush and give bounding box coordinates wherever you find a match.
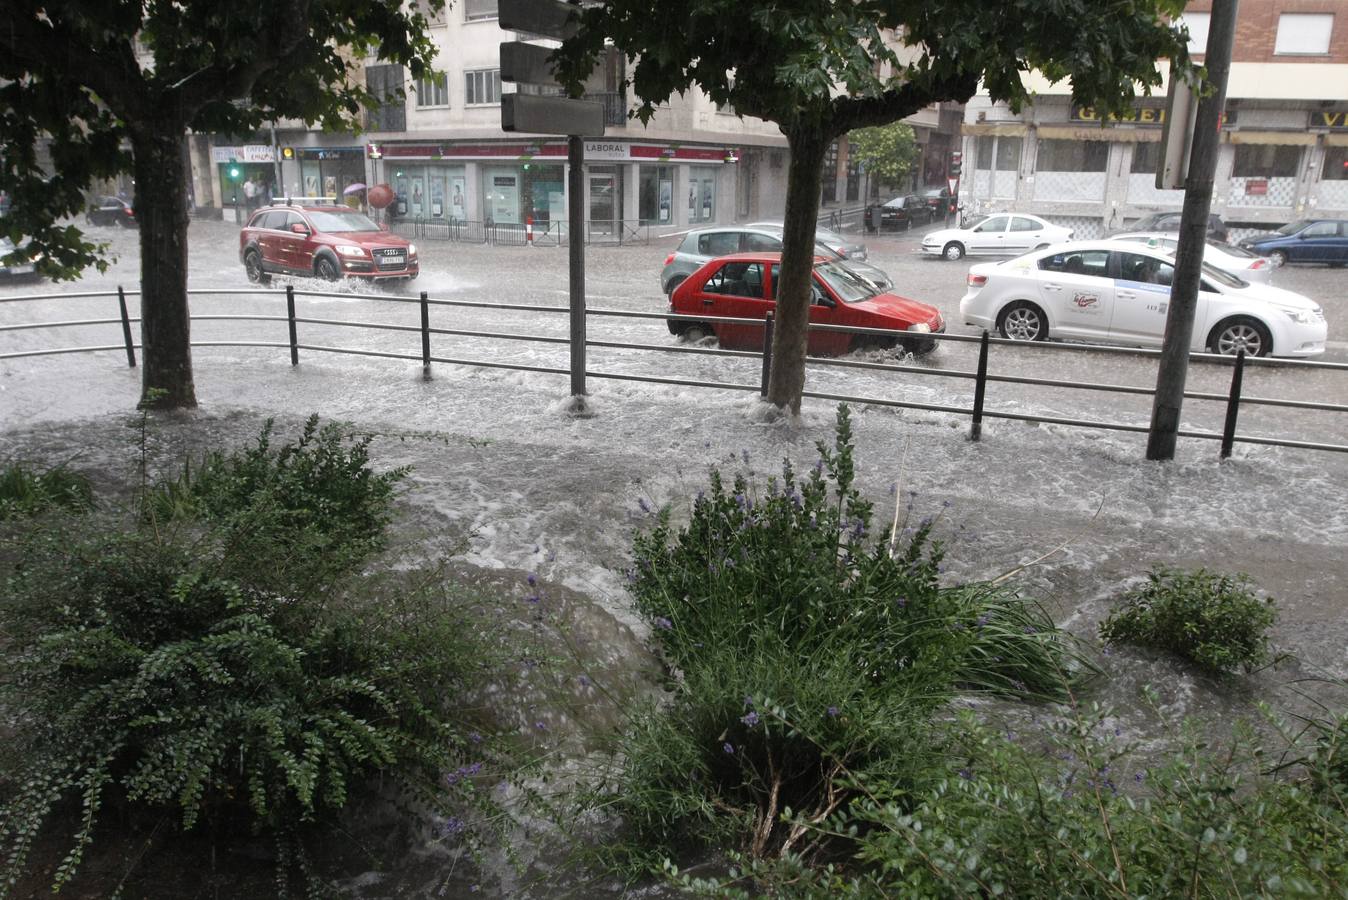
[598,405,1093,872]
[0,462,93,520]
[1099,567,1277,675]
[0,419,515,897]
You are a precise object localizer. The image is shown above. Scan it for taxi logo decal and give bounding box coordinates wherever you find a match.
[1073,292,1100,308]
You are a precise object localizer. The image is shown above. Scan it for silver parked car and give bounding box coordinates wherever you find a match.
[661,224,889,295]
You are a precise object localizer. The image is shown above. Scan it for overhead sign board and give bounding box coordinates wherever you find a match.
[501,93,604,136]
[498,0,581,40]
[500,42,564,88]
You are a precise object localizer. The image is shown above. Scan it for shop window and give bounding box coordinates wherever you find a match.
[995,137,1022,172]
[1232,144,1301,178]
[975,136,994,170]
[1036,139,1108,172]
[465,69,501,106]
[1180,12,1210,53]
[1322,146,1348,181]
[415,73,449,108]
[1274,14,1333,55]
[464,0,498,21]
[639,166,675,224]
[1129,142,1161,174]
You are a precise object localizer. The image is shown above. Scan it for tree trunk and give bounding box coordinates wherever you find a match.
[766,126,829,414]
[131,123,197,410]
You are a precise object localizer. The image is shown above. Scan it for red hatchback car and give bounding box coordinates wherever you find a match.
[668,253,944,355]
[239,201,418,283]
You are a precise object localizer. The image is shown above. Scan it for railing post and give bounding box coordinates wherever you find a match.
[760,312,775,398]
[1220,349,1246,459]
[285,284,299,366]
[970,330,990,441]
[420,290,431,380]
[116,286,136,368]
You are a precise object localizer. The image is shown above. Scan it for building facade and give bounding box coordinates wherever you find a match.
[958,0,1348,238]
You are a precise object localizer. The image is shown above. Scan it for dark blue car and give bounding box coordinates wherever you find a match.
[1239,219,1348,267]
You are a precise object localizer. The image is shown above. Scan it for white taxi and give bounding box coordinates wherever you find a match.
[958,241,1326,358]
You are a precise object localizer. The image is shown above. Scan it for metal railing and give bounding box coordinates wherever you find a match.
[389,217,653,246]
[2,285,1346,457]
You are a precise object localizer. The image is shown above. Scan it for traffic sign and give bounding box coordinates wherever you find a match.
[947,177,959,194]
[501,93,604,136]
[499,0,581,39]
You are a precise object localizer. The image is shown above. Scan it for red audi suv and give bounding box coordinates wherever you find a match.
[239,201,418,283]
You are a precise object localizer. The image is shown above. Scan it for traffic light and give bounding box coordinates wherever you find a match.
[948,151,962,177]
[228,164,242,181]
[281,147,295,161]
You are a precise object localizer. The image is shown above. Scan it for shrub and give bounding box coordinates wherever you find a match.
[1099,567,1276,675]
[0,462,93,521]
[599,405,1093,873]
[0,420,516,897]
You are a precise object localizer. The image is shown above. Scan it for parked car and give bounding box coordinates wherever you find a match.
[667,252,944,356]
[922,186,957,218]
[1111,211,1228,243]
[239,200,418,283]
[746,221,868,261]
[0,237,42,281]
[959,240,1326,358]
[921,214,1073,261]
[661,225,890,295]
[864,195,934,232]
[86,196,137,228]
[1106,233,1275,284]
[1238,219,1348,267]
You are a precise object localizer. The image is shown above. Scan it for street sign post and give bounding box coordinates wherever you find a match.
[499,0,605,401]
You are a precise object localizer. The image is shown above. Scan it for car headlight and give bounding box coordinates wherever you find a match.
[907,322,931,333]
[407,243,417,256]
[1282,307,1314,324]
[335,245,366,257]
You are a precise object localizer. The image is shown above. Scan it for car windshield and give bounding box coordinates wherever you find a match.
[962,215,988,231]
[815,261,879,304]
[306,210,380,233]
[1274,220,1310,236]
[1200,260,1247,289]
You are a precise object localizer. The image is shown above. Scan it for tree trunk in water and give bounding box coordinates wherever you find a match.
[766,127,828,415]
[131,124,197,410]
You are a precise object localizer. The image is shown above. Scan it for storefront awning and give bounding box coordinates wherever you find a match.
[1324,133,1348,147]
[1226,131,1317,146]
[1035,125,1159,142]
[962,123,1028,137]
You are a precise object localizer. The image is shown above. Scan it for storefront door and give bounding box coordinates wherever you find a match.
[589,173,616,235]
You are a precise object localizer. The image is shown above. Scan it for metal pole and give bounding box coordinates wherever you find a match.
[1146,0,1239,461]
[285,284,299,366]
[420,290,431,380]
[760,312,775,397]
[568,134,586,397]
[970,330,989,441]
[1220,350,1246,458]
[117,286,136,368]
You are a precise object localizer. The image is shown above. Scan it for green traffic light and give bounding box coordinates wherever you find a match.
[228,165,241,180]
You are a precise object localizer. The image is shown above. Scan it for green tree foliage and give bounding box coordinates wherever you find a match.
[0,1,444,408]
[847,122,919,191]
[554,0,1191,413]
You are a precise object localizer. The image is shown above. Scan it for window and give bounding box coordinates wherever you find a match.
[972,215,1008,233]
[743,233,781,252]
[1039,249,1110,277]
[1303,221,1340,238]
[703,261,764,297]
[1179,12,1210,53]
[464,0,498,21]
[697,232,741,256]
[995,137,1022,171]
[1323,146,1348,181]
[1008,216,1041,232]
[1117,252,1174,287]
[465,69,501,105]
[1232,144,1301,178]
[1036,139,1108,172]
[415,73,448,108]
[364,64,406,132]
[975,136,994,170]
[1274,13,1333,54]
[1130,142,1161,174]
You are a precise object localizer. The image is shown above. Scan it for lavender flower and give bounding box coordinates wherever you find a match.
[441,816,467,837]
[741,711,760,727]
[723,741,735,755]
[469,732,483,744]
[527,572,537,586]
[654,616,673,631]
[534,720,547,730]
[827,706,840,718]
[638,497,652,514]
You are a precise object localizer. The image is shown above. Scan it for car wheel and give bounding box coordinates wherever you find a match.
[120,217,136,228]
[997,301,1049,342]
[942,242,965,261]
[683,322,714,342]
[1209,317,1272,358]
[243,250,270,284]
[664,274,687,297]
[1269,250,1287,267]
[314,256,340,281]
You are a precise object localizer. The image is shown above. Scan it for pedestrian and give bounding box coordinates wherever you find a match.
[261,179,273,207]
[242,176,257,210]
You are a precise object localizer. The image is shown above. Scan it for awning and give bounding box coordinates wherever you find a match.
[1324,133,1348,147]
[1035,125,1159,142]
[1226,131,1318,146]
[962,123,1029,137]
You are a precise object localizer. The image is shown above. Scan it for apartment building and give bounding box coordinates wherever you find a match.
[959,0,1348,238]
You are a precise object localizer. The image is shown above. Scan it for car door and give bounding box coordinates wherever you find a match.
[1108,251,1192,346]
[1294,221,1340,263]
[700,261,771,350]
[275,211,312,272]
[966,215,1011,254]
[1035,248,1115,338]
[1006,216,1049,254]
